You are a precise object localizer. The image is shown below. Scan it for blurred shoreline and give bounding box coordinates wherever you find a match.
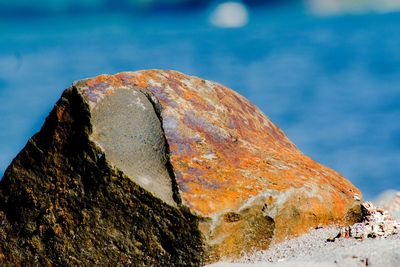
[2,0,400,18]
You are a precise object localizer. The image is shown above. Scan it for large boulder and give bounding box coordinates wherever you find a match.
[0,70,361,265]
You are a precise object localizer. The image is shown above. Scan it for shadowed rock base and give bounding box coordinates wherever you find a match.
[0,70,362,265]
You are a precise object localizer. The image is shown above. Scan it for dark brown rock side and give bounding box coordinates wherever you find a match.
[0,87,205,266]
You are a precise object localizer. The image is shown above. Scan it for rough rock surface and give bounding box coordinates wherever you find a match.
[331,201,399,240]
[0,70,361,265]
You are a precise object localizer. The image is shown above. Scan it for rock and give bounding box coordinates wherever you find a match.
[374,190,400,220]
[0,70,361,265]
[331,201,399,240]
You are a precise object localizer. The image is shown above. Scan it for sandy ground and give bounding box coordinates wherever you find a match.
[207,227,400,267]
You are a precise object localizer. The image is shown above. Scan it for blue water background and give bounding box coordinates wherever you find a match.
[1,3,400,199]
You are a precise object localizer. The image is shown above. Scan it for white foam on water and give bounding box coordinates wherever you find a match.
[210,2,249,28]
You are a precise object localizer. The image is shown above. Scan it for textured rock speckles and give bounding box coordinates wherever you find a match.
[0,70,362,264]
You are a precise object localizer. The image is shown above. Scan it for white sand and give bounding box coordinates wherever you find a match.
[207,227,400,267]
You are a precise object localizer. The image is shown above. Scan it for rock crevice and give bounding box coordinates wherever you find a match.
[140,89,183,206]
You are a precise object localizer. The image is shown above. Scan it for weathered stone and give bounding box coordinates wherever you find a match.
[0,70,361,265]
[331,201,399,241]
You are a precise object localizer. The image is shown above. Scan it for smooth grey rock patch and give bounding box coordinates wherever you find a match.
[91,88,176,206]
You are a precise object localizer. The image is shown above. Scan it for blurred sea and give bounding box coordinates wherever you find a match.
[1,1,400,199]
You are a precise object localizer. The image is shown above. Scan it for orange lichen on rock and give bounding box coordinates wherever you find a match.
[73,70,362,260]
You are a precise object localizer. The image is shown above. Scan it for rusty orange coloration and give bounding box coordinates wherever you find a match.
[76,70,362,259]
[79,70,359,215]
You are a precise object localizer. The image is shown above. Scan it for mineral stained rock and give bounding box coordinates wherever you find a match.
[0,70,361,265]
